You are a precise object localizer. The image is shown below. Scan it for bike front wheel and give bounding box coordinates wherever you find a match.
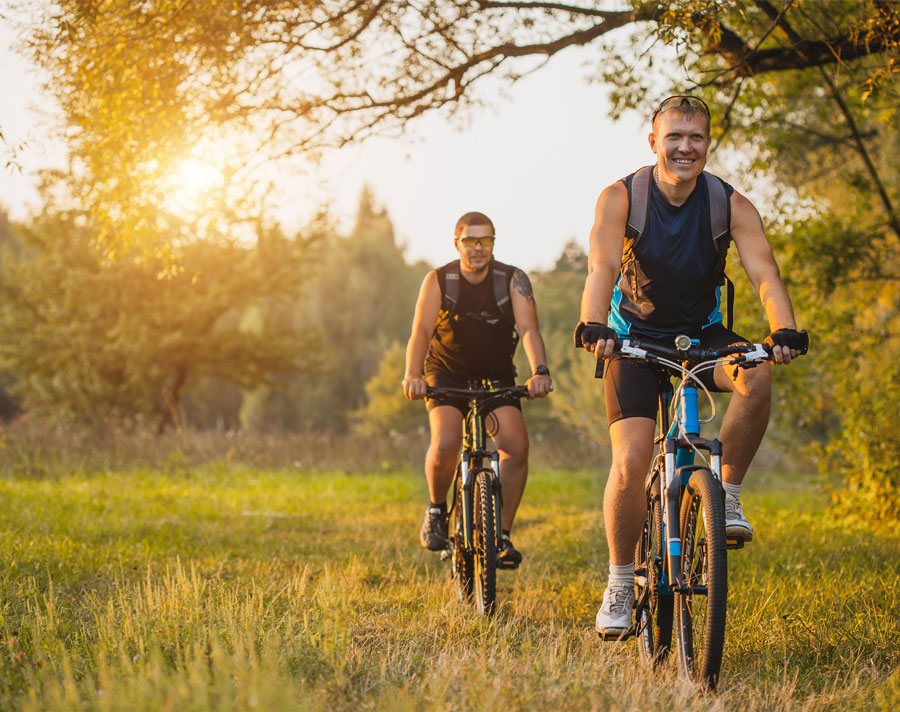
[635,471,673,667]
[674,468,728,689]
[450,463,473,601]
[472,469,498,616]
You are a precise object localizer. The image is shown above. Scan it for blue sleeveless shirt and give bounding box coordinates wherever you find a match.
[608,171,735,339]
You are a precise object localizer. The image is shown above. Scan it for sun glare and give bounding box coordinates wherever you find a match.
[157,132,268,242]
[173,159,221,194]
[161,152,227,223]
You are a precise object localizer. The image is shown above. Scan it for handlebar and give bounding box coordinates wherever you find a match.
[425,385,531,400]
[610,338,772,364]
[578,335,775,379]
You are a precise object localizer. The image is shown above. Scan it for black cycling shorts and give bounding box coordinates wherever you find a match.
[605,324,749,426]
[424,372,522,417]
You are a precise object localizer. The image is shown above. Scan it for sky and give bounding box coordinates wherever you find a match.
[0,19,653,273]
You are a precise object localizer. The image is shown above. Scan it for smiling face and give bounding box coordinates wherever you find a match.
[649,110,711,187]
[454,223,495,274]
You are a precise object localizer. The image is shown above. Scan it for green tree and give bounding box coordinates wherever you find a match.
[0,212,317,429]
[530,241,608,444]
[17,1,900,514]
[352,341,426,436]
[241,188,429,430]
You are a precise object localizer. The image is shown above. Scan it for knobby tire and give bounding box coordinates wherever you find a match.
[451,463,474,601]
[675,468,727,689]
[635,470,673,667]
[473,469,497,616]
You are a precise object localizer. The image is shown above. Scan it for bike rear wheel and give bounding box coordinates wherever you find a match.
[635,470,673,667]
[674,468,727,689]
[472,469,498,616]
[450,463,473,601]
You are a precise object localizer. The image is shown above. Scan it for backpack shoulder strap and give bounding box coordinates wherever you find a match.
[703,172,735,330]
[491,264,514,323]
[440,260,461,313]
[704,171,731,244]
[625,166,654,245]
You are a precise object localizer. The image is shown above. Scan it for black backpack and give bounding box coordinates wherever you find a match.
[439,260,515,325]
[625,166,735,330]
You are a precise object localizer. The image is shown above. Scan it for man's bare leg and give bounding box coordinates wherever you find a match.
[490,405,529,532]
[595,415,655,635]
[714,362,772,486]
[419,406,463,550]
[714,359,772,541]
[604,417,656,565]
[425,406,463,503]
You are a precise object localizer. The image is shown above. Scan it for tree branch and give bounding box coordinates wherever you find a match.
[705,2,900,80]
[754,0,900,243]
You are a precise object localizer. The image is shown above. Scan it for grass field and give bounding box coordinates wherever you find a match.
[1,460,898,711]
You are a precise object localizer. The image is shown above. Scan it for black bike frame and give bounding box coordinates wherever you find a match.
[456,393,502,552]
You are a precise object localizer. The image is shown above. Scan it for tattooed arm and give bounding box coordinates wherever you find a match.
[510,269,552,398]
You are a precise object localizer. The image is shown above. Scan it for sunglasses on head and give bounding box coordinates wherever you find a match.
[651,95,710,125]
[457,236,495,248]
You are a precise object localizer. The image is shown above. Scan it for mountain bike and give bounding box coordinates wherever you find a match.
[594,335,776,689]
[425,382,530,616]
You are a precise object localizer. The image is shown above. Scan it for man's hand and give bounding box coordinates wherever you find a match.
[765,328,809,365]
[574,321,618,359]
[525,374,552,399]
[402,374,427,400]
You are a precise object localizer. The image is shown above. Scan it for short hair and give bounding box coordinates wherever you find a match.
[652,104,711,135]
[454,212,495,237]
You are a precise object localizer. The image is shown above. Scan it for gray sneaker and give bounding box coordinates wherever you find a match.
[594,581,634,639]
[419,506,449,551]
[724,493,754,541]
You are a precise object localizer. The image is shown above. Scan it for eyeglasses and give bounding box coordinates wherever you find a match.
[650,95,710,126]
[457,236,495,248]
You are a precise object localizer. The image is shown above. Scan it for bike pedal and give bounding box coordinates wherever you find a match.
[596,628,635,642]
[496,558,520,570]
[726,538,745,550]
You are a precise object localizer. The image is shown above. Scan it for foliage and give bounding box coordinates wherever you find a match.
[0,213,316,428]
[18,0,659,254]
[20,1,900,248]
[14,0,900,514]
[823,357,900,520]
[242,189,429,430]
[532,242,608,444]
[352,341,426,436]
[0,463,898,709]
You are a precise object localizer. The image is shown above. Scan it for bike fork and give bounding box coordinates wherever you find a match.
[460,453,475,549]
[490,451,502,549]
[663,437,684,590]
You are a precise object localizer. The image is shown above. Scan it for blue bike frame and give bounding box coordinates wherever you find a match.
[658,349,724,593]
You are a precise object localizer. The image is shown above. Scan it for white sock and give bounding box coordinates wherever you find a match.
[723,482,742,499]
[608,562,634,585]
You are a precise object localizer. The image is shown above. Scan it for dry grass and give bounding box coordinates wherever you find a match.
[0,437,897,710]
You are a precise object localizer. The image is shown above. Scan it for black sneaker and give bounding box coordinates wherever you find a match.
[497,535,522,569]
[419,506,449,551]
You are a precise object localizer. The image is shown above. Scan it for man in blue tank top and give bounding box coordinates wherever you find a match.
[402,212,552,568]
[576,97,808,638]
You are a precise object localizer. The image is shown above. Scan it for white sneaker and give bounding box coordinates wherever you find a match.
[724,493,754,541]
[594,581,634,638]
